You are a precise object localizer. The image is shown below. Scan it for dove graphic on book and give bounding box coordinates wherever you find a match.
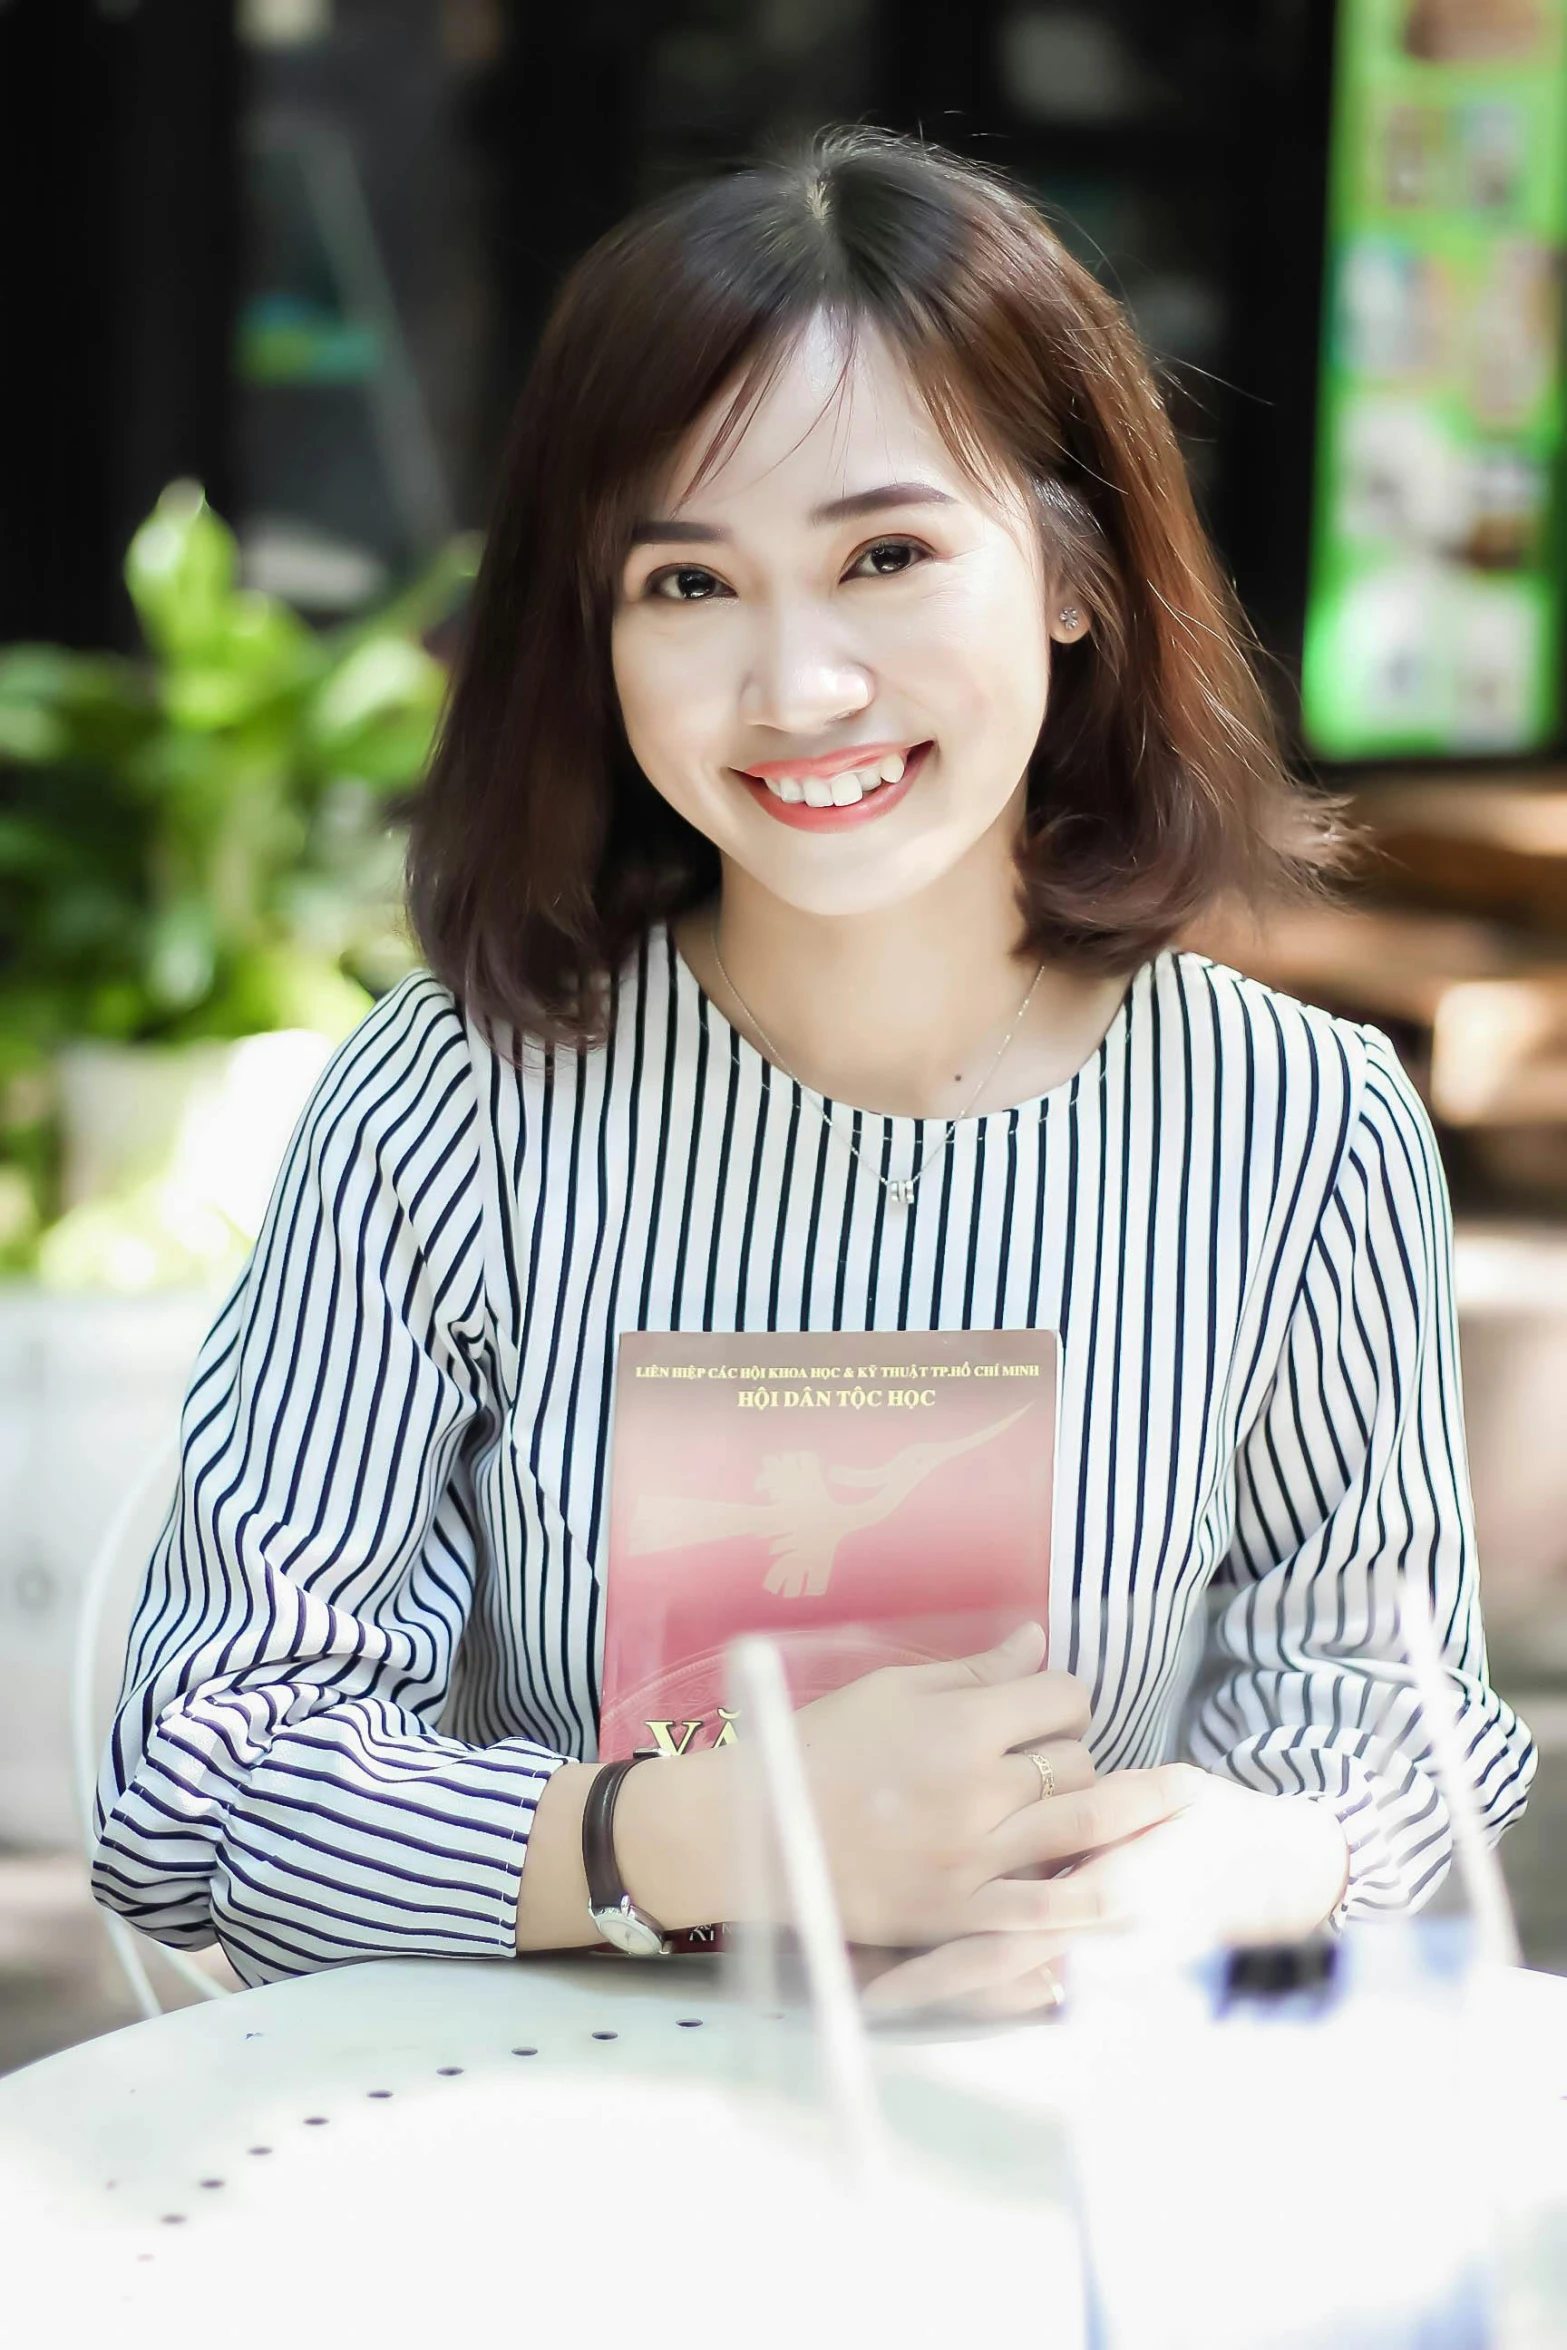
[626,1403,1032,1598]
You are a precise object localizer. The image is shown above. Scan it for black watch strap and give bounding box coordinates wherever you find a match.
[581,1758,671,1954]
[581,1757,645,1913]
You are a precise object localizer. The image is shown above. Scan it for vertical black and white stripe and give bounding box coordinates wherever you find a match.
[93,926,1536,1983]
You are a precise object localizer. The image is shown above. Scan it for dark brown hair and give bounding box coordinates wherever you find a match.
[409,124,1337,1046]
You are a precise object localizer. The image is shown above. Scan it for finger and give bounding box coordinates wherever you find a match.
[968,1665,1093,1751]
[907,1620,1046,1693]
[899,1960,1067,2023]
[990,1762,1206,1875]
[960,1867,1127,1936]
[1003,1737,1096,1813]
[961,1875,1084,1932]
[964,1965,1067,2020]
[861,1929,1069,2017]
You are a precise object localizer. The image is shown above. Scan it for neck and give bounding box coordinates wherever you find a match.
[684,791,1125,1120]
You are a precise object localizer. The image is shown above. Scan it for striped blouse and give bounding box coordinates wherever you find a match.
[93,925,1536,1984]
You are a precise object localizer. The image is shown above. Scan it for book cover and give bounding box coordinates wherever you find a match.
[599,1330,1057,1761]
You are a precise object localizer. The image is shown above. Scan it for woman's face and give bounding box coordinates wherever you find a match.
[610,313,1076,920]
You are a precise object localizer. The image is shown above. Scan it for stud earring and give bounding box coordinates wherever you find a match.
[1057,605,1083,633]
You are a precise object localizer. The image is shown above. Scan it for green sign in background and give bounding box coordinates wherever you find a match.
[1303,0,1567,759]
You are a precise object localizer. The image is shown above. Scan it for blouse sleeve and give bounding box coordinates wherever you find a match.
[1185,1025,1536,1920]
[91,975,567,1985]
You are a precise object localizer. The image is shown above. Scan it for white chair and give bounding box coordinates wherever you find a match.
[70,1438,237,2016]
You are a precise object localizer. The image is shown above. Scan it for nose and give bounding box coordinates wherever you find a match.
[738,597,872,736]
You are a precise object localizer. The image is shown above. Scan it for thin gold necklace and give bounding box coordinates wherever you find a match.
[708,917,1047,1207]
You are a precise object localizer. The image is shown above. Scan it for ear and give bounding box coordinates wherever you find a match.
[1048,599,1090,646]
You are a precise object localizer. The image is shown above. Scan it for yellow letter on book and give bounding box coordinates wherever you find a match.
[643,1719,704,1757]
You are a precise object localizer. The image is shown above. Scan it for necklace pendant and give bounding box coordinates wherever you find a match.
[887,1177,916,1207]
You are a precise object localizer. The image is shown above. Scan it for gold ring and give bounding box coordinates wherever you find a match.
[1029,1749,1055,1802]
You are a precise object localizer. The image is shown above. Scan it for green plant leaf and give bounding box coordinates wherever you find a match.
[310,634,444,738]
[0,987,75,1056]
[81,981,152,1040]
[0,814,72,873]
[327,531,480,657]
[37,1180,249,1294]
[124,481,238,664]
[0,704,69,762]
[0,644,88,704]
[145,897,219,1012]
[306,635,447,790]
[0,646,116,763]
[0,1164,41,1272]
[172,942,373,1042]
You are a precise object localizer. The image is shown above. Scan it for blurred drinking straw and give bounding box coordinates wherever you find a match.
[1398,1570,1521,1970]
[727,1635,885,2183]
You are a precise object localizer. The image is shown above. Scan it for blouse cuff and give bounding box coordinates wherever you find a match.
[1298,1749,1442,1929]
[166,1715,576,1984]
[1196,1729,1447,1930]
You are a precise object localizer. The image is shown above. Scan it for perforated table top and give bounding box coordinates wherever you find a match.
[1,1953,1564,2349]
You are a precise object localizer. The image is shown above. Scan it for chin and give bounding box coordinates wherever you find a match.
[733,841,968,922]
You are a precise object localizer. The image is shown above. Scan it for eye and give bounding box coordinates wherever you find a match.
[644,564,730,603]
[849,537,930,579]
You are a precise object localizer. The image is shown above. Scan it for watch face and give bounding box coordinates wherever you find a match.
[592,1902,668,1958]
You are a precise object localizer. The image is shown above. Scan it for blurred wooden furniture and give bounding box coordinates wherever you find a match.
[1362,775,1567,931]
[1190,772,1567,1143]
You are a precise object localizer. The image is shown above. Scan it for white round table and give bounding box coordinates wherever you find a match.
[1,1952,1564,2349]
[0,1951,1086,2349]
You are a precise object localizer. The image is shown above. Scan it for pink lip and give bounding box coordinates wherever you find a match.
[737,740,931,831]
[741,739,915,782]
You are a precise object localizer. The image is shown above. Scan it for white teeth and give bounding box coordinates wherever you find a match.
[752,750,915,805]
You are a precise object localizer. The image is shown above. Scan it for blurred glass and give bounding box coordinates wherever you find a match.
[714,1595,1556,2350]
[1066,1920,1495,2350]
[717,1625,1086,2343]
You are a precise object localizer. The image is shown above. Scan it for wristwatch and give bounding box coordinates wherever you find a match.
[582,1757,672,1957]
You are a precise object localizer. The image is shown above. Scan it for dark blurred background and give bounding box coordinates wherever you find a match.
[1,0,1336,664]
[1,0,1564,2067]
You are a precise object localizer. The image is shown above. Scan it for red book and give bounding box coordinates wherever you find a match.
[600,1330,1058,1761]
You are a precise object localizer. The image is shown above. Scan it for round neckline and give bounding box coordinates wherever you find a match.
[662,920,1144,1128]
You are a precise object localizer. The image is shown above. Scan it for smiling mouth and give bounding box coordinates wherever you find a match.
[735,741,932,830]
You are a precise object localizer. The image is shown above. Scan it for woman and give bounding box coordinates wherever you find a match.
[94,127,1532,2010]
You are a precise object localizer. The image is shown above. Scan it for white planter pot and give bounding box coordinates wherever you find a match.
[55,1040,233,1212]
[54,1030,334,1228]
[45,1031,335,1293]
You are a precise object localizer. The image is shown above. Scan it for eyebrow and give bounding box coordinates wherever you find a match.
[626,481,960,549]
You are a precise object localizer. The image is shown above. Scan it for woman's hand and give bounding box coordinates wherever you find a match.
[790,1621,1100,1948]
[860,1768,1352,2017]
[609,1619,1097,1942]
[1047,1770,1352,1948]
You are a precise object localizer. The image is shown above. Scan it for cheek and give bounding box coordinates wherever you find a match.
[612,626,727,779]
[886,562,1049,735]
